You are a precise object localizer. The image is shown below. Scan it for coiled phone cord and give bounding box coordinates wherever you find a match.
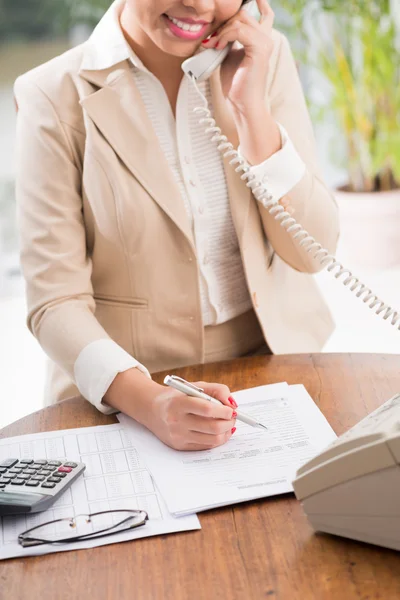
[189,75,400,331]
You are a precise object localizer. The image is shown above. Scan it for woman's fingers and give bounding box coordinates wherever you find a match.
[194,381,234,407]
[178,381,235,418]
[185,428,234,449]
[257,0,274,27]
[182,395,234,420]
[203,1,274,50]
[185,414,236,435]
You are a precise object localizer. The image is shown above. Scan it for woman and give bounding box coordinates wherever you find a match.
[14,0,339,450]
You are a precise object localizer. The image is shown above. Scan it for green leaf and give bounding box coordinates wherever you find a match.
[275,0,400,191]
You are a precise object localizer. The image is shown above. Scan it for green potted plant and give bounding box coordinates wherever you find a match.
[277,0,400,269]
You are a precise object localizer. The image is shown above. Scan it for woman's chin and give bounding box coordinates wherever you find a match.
[153,30,202,58]
[159,41,201,59]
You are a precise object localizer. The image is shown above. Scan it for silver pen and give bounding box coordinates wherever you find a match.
[164,375,268,431]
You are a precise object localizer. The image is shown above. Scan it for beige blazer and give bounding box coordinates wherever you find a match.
[14,21,339,405]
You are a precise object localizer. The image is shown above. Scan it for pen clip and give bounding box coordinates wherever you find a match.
[167,376,205,393]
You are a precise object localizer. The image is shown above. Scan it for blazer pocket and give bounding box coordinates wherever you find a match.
[94,295,148,310]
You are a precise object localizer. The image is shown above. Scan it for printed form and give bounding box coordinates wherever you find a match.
[118,383,337,515]
[0,424,199,560]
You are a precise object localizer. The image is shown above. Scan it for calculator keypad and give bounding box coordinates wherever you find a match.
[0,459,80,492]
[0,459,18,469]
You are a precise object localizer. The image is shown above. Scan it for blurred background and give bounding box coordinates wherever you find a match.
[0,0,399,428]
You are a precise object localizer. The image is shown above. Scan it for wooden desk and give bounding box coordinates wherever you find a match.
[1,354,400,600]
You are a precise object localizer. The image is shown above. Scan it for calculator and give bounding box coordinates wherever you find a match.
[0,458,86,516]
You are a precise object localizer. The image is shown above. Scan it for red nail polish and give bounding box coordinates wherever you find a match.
[201,39,208,44]
[232,411,237,418]
[210,32,217,38]
[215,42,219,49]
[228,396,238,408]
[231,427,236,434]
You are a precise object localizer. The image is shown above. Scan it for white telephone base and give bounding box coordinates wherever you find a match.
[292,393,400,551]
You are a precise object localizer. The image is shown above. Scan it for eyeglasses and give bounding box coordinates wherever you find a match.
[18,509,148,548]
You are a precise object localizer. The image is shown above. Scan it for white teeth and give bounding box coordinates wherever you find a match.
[166,15,203,32]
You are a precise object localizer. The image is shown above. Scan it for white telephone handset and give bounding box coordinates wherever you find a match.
[180,0,400,332]
[182,0,257,82]
[182,44,231,82]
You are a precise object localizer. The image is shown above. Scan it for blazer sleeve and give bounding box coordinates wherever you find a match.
[14,76,148,413]
[255,32,340,273]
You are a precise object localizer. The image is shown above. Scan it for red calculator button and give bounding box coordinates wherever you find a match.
[57,466,72,473]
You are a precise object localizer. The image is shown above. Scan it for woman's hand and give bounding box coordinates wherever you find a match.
[148,381,237,451]
[201,0,275,116]
[105,369,238,451]
[201,0,280,165]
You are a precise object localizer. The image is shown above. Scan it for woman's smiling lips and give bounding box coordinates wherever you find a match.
[163,14,212,40]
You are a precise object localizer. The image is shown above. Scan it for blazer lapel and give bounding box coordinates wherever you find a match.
[79,62,194,246]
[209,69,252,245]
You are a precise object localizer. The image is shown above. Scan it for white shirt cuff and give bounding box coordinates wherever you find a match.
[238,123,306,202]
[74,339,151,415]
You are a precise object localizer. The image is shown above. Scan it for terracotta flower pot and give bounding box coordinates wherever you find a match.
[334,187,400,269]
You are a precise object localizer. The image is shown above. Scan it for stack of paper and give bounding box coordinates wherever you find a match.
[0,424,200,560]
[118,383,337,516]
